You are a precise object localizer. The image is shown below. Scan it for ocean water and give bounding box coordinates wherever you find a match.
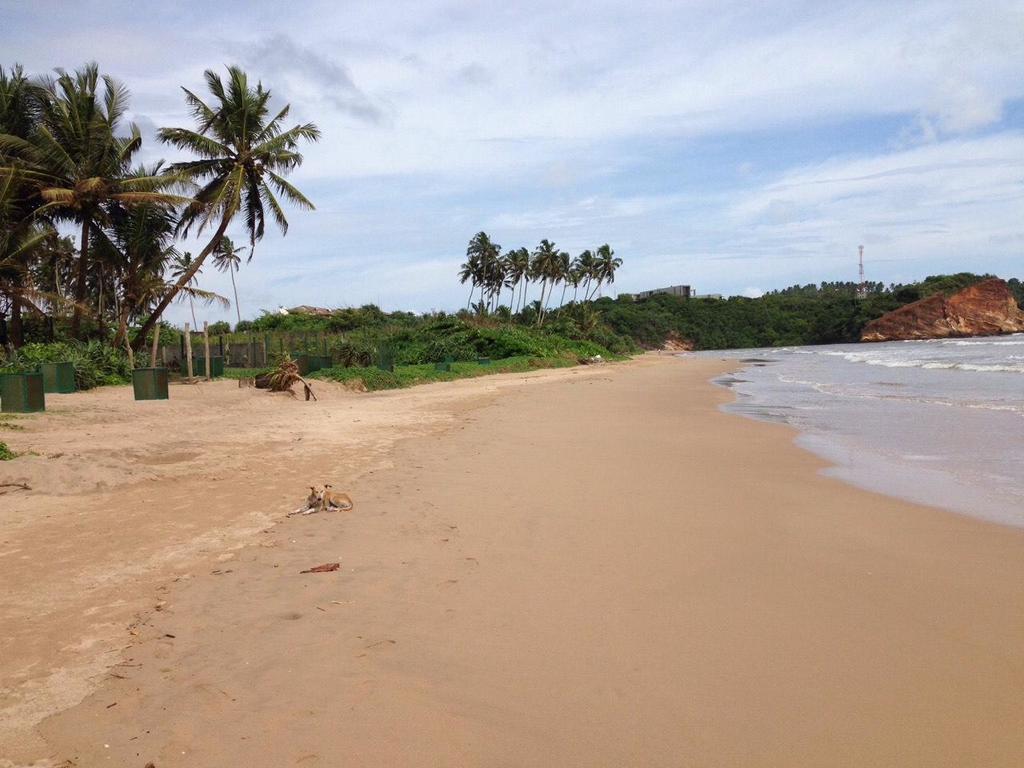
[698,335,1024,527]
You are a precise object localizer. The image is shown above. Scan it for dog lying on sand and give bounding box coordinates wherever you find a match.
[290,485,355,516]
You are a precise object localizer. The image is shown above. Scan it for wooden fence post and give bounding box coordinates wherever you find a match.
[150,320,161,368]
[203,321,211,380]
[184,323,194,378]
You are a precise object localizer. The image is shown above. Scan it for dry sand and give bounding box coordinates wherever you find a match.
[2,356,1023,767]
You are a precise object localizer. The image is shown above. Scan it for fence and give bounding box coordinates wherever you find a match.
[154,330,341,371]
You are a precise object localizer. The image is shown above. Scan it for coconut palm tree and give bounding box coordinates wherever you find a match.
[458,251,481,311]
[530,239,563,327]
[568,258,585,304]
[591,243,621,299]
[505,246,530,314]
[555,250,572,309]
[132,66,321,350]
[170,251,200,327]
[576,249,597,302]
[0,63,183,339]
[213,234,245,327]
[91,173,182,348]
[0,65,46,347]
[463,231,501,314]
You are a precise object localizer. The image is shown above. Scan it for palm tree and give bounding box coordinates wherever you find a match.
[591,244,621,300]
[530,239,562,327]
[213,234,245,327]
[463,231,501,314]
[0,65,46,347]
[555,250,572,309]
[91,172,182,348]
[458,251,481,311]
[568,258,585,304]
[505,247,530,314]
[170,251,200,327]
[576,249,597,302]
[132,66,321,350]
[0,63,182,339]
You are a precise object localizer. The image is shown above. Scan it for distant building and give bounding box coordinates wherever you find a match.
[634,284,693,300]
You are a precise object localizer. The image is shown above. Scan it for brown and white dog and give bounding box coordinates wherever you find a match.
[290,484,354,515]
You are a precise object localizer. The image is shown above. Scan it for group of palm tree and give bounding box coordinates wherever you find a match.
[0,62,319,352]
[458,232,622,326]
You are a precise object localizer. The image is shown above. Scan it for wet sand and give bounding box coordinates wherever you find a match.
[3,356,1023,766]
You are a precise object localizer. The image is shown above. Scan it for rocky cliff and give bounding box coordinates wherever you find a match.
[861,278,1024,342]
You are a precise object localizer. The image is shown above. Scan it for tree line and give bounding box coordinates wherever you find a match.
[458,232,622,326]
[0,62,320,352]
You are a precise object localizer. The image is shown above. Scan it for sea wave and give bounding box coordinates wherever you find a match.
[812,350,1024,372]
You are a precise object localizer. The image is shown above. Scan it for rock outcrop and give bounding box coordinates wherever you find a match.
[861,278,1024,342]
[661,331,694,352]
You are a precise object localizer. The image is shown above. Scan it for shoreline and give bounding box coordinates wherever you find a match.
[701,338,1024,528]
[3,355,1023,766]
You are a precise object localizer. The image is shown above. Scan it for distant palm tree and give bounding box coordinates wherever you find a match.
[568,259,585,304]
[576,249,597,302]
[463,231,501,314]
[0,63,183,338]
[170,251,200,327]
[591,244,621,299]
[133,66,320,350]
[505,247,531,314]
[213,234,245,327]
[530,239,562,327]
[458,251,481,310]
[555,250,571,309]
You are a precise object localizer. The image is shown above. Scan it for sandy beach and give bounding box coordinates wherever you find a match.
[2,355,1023,767]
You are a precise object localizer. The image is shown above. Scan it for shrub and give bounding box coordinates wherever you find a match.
[0,441,16,460]
[0,341,131,389]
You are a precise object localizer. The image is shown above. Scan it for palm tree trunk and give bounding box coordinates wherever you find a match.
[230,264,241,327]
[70,218,90,339]
[189,294,197,328]
[559,282,568,309]
[9,289,23,348]
[536,279,548,327]
[132,215,230,351]
[466,284,474,311]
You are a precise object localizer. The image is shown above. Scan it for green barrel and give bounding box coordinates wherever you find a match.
[311,355,333,371]
[133,368,169,400]
[191,356,224,377]
[292,354,311,375]
[40,361,76,393]
[1,372,45,413]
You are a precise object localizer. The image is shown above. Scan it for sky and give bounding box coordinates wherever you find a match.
[2,0,1023,324]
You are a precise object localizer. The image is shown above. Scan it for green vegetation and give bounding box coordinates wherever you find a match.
[0,440,16,460]
[595,272,1020,350]
[0,340,130,388]
[312,355,584,392]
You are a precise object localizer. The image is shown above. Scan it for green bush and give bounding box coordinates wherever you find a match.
[0,441,16,460]
[0,341,131,389]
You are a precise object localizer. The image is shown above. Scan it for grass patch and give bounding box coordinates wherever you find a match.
[311,354,589,392]
[221,367,273,380]
[0,420,25,431]
[0,441,17,460]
